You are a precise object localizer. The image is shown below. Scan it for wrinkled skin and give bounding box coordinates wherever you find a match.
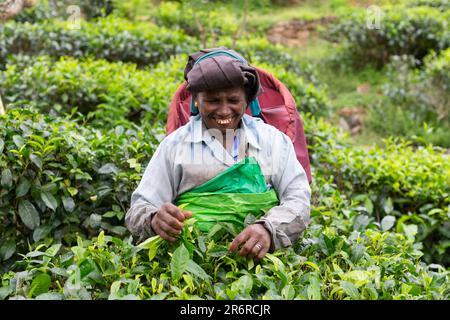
[151,86,272,259]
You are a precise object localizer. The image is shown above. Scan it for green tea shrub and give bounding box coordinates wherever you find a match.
[0,108,159,264]
[308,122,450,265]
[330,6,449,67]
[368,49,450,147]
[0,55,186,128]
[13,0,114,23]
[0,53,329,126]
[407,0,450,11]
[254,61,331,118]
[233,37,319,83]
[149,1,239,38]
[0,177,447,300]
[0,17,197,68]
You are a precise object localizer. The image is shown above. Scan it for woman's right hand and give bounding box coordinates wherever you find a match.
[150,203,192,242]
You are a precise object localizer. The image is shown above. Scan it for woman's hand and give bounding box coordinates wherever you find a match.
[229,224,272,260]
[150,203,192,242]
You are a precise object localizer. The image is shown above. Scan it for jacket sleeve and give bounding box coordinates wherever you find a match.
[256,133,311,251]
[125,140,176,242]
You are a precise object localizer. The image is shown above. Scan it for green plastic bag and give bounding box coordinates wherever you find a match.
[175,157,279,232]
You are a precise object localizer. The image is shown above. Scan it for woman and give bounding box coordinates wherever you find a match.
[126,48,311,260]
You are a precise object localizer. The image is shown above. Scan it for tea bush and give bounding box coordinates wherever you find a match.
[149,1,239,38]
[0,108,161,266]
[0,55,186,128]
[306,115,450,265]
[0,16,197,68]
[330,6,449,67]
[254,61,331,118]
[232,37,321,85]
[368,49,450,147]
[0,177,448,300]
[13,0,114,23]
[0,53,328,125]
[407,0,450,12]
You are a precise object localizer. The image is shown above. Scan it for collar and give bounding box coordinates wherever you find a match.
[185,114,262,150]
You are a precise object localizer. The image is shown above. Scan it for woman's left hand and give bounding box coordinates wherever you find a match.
[229,224,271,260]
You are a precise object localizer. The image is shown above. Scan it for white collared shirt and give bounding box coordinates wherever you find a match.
[126,114,311,250]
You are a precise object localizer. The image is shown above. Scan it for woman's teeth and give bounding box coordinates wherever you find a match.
[215,118,233,125]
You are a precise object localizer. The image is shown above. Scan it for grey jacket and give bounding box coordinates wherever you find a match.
[125,114,311,251]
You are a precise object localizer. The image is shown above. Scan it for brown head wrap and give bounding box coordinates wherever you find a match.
[184,47,261,102]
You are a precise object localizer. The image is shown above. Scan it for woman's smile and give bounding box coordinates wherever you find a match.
[196,87,247,133]
[213,116,235,125]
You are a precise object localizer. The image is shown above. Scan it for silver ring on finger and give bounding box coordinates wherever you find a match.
[255,243,262,251]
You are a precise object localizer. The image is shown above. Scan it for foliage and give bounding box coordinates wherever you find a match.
[13,0,115,23]
[0,178,448,300]
[0,55,186,129]
[0,0,448,301]
[407,0,450,12]
[254,61,331,117]
[306,116,450,265]
[0,16,197,69]
[149,1,240,39]
[368,49,450,147]
[329,6,449,68]
[0,109,160,267]
[0,52,329,126]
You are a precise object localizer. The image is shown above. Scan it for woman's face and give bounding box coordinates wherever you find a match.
[196,86,247,133]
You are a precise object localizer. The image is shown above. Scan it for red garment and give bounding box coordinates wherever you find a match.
[166,66,312,184]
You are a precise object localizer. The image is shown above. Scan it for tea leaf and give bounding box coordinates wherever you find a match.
[364,198,374,214]
[33,226,52,242]
[307,277,321,300]
[18,200,40,230]
[1,169,12,189]
[282,284,295,300]
[99,163,119,175]
[170,243,190,282]
[29,273,51,298]
[383,198,394,214]
[29,154,43,169]
[16,178,31,197]
[41,192,58,211]
[0,240,16,261]
[341,281,359,299]
[0,287,13,300]
[381,215,396,231]
[62,196,75,212]
[186,260,210,281]
[13,135,25,148]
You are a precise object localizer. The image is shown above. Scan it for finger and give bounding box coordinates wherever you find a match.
[182,211,193,219]
[248,239,264,259]
[164,204,185,221]
[256,245,270,260]
[239,237,259,257]
[159,230,177,242]
[229,231,251,253]
[163,214,184,231]
[159,220,182,237]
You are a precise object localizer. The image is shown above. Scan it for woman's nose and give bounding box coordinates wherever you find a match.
[214,102,232,116]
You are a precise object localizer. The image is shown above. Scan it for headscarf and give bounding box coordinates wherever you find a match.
[184,47,261,109]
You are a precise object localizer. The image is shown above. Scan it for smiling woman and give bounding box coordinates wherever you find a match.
[125,47,311,260]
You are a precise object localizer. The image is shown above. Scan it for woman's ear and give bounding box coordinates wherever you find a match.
[192,93,198,107]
